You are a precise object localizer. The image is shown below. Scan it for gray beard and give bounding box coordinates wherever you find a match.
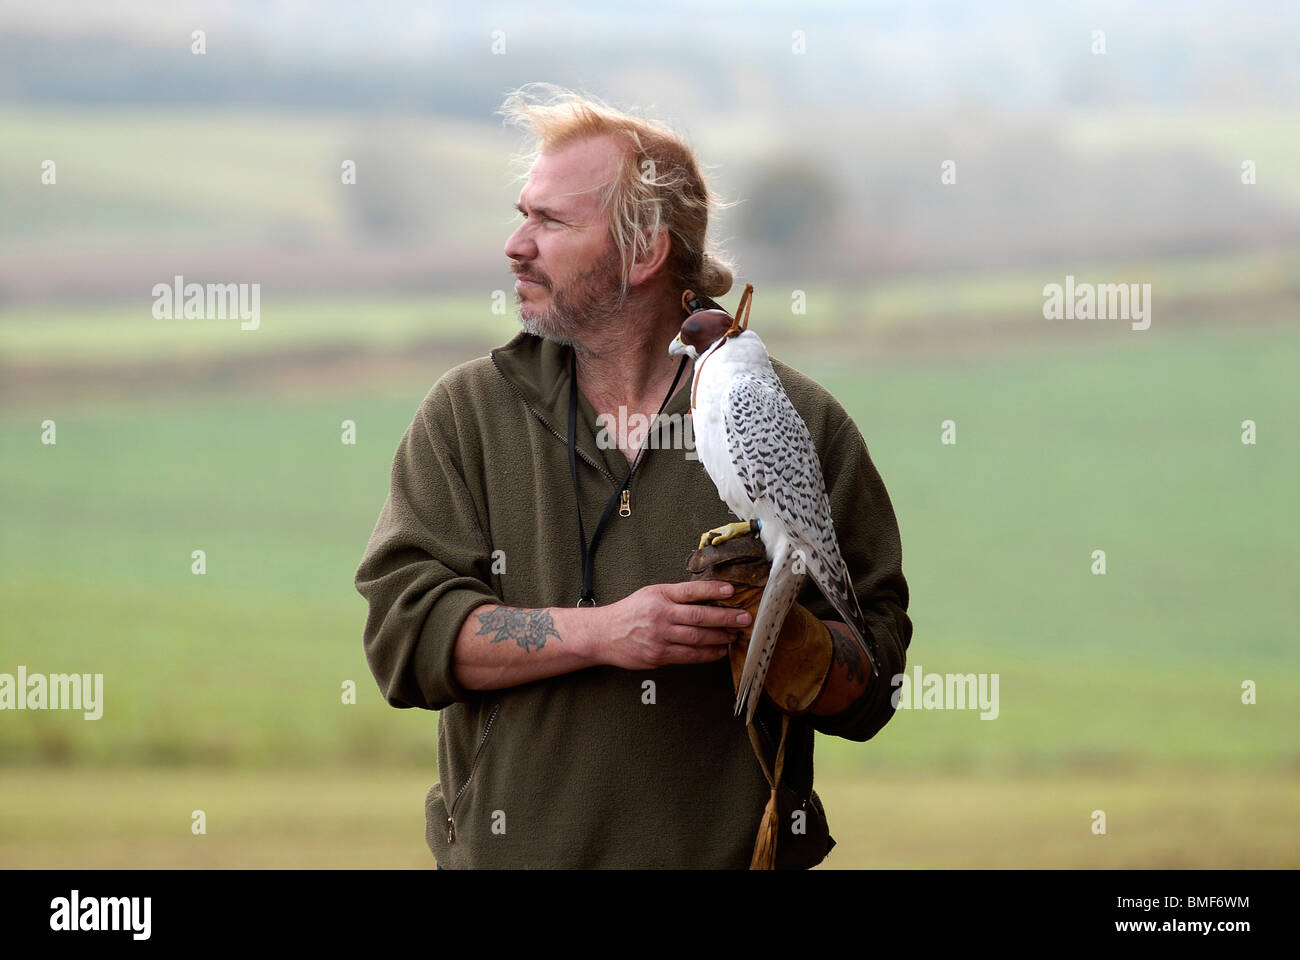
[515,249,628,349]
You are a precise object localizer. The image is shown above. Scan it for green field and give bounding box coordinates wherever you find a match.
[2,301,1297,866]
[5,105,1299,251]
[3,317,1296,768]
[3,767,1295,869]
[2,250,1297,367]
[0,106,517,250]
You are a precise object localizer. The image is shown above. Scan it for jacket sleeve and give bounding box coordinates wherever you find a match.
[800,415,912,742]
[354,383,500,711]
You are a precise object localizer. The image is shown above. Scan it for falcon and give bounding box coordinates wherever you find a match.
[669,287,880,724]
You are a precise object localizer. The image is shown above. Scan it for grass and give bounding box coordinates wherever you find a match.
[0,293,506,363]
[0,105,515,249]
[1,292,1296,868]
[1,766,1294,868]
[2,317,1296,773]
[822,768,1300,869]
[2,249,1296,366]
[1065,106,1300,203]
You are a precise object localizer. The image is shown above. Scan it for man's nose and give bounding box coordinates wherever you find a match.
[504,220,536,263]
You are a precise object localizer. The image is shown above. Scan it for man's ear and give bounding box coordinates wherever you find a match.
[627,226,671,288]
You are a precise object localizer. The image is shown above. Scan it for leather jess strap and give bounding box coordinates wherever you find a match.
[686,282,754,413]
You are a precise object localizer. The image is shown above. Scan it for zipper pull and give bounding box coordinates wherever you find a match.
[619,490,631,517]
[447,817,455,844]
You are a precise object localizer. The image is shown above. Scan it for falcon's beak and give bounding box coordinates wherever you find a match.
[668,334,691,359]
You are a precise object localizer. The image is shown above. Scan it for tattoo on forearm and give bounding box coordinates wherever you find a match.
[829,623,867,686]
[476,607,562,653]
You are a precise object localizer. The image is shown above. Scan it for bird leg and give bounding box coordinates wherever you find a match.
[698,519,760,550]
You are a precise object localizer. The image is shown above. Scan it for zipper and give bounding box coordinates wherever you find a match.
[446,702,501,844]
[490,351,620,488]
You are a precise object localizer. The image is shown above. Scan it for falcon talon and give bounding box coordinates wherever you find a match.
[698,520,755,550]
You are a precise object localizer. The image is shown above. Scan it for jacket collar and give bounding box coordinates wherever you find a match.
[488,330,694,482]
[489,331,576,430]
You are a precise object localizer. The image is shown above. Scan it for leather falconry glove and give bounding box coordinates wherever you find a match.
[685,530,833,715]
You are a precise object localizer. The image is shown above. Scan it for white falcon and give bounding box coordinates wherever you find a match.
[669,290,880,724]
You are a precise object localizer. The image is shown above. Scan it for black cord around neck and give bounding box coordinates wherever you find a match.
[567,347,688,606]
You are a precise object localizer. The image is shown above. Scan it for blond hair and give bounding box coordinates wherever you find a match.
[498,83,736,301]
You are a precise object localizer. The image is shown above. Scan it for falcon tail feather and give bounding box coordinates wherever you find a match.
[734,540,804,725]
[808,551,880,675]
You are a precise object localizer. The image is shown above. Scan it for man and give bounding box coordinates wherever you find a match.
[354,85,912,869]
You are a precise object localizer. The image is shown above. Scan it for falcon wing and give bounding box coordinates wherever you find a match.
[722,375,881,681]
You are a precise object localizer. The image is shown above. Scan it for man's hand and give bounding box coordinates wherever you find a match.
[453,582,750,691]
[594,581,751,670]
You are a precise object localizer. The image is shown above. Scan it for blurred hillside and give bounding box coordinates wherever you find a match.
[2,0,1299,312]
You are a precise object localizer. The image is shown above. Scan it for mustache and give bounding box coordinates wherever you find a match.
[511,265,549,287]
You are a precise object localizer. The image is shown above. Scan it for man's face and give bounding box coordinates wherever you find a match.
[504,135,627,346]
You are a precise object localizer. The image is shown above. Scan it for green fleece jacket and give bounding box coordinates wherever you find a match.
[354,330,912,869]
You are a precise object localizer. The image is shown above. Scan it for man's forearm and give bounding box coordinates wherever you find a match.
[453,604,603,691]
[808,620,871,716]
